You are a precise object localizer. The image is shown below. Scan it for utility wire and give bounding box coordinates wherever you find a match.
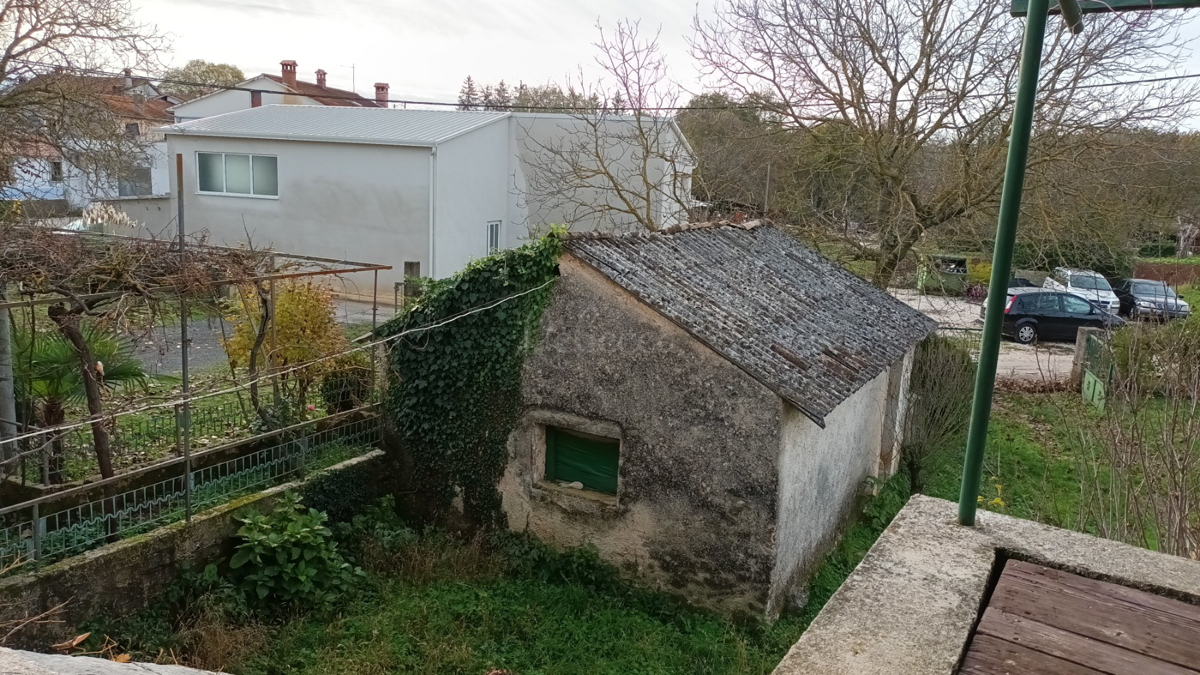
[0,278,557,454]
[17,59,1200,113]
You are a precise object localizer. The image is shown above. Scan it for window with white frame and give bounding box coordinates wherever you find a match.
[486,220,501,254]
[197,152,278,197]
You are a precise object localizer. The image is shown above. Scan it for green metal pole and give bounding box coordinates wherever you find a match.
[958,0,1050,526]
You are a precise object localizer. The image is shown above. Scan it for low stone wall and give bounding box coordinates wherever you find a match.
[0,450,390,650]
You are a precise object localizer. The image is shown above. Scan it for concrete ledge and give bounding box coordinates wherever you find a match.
[0,451,387,650]
[0,647,220,674]
[773,495,1200,674]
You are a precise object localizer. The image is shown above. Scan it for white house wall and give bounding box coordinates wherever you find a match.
[169,78,312,122]
[509,114,691,234]
[432,120,510,277]
[768,364,898,618]
[166,134,430,291]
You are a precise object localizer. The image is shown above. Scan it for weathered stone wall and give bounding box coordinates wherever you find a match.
[0,451,388,650]
[501,255,785,614]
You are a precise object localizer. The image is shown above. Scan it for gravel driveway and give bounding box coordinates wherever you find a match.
[891,289,1076,382]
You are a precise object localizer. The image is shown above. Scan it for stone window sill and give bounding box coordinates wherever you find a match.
[532,480,620,515]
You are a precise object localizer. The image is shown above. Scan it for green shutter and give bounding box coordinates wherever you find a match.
[546,427,619,495]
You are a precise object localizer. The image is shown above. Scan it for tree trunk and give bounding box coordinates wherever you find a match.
[247,283,272,426]
[43,400,66,485]
[0,289,18,456]
[46,306,114,480]
[871,223,924,289]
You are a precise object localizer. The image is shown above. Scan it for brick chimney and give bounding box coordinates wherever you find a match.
[123,67,133,90]
[374,82,389,107]
[315,69,327,88]
[251,91,262,108]
[280,60,298,88]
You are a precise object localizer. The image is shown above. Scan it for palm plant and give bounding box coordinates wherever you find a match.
[13,325,153,484]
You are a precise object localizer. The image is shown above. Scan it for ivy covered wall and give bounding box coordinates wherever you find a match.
[379,232,563,528]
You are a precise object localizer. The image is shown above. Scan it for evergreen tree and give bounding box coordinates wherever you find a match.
[494,80,512,109]
[481,84,495,110]
[608,90,626,115]
[457,76,479,110]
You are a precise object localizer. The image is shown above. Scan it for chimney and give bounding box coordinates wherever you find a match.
[280,60,298,88]
[315,69,327,88]
[251,90,262,108]
[374,82,389,107]
[123,67,133,90]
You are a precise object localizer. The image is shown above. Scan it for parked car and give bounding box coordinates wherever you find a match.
[1009,276,1036,288]
[1042,267,1121,315]
[1114,278,1190,321]
[979,289,1124,344]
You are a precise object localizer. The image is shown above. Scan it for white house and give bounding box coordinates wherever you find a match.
[168,60,387,123]
[1,71,174,219]
[162,105,694,291]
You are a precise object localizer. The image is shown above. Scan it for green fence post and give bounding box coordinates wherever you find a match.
[958,0,1050,526]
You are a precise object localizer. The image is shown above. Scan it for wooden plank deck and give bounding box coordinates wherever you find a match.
[959,560,1200,674]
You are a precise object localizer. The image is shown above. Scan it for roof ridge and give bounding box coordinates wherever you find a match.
[565,218,771,241]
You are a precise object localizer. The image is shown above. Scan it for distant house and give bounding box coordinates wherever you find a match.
[163,105,693,291]
[1,69,175,218]
[167,60,386,123]
[501,221,936,618]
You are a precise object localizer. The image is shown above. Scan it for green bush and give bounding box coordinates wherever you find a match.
[1139,240,1177,259]
[1012,239,1134,280]
[229,492,364,611]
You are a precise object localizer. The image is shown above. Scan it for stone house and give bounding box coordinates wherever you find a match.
[499,221,937,618]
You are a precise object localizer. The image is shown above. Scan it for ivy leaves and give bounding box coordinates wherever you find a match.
[380,232,564,528]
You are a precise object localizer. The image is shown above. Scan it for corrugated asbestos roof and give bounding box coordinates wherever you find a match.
[164,105,509,147]
[565,222,937,426]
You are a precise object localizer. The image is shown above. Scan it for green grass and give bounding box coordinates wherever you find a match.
[239,578,801,675]
[1137,256,1200,266]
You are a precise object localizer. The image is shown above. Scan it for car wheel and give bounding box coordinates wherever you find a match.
[1015,323,1038,345]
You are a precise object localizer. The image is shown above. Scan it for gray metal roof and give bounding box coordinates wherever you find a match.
[163,105,509,147]
[565,222,937,426]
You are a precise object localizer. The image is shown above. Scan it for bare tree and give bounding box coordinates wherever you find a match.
[693,0,1199,287]
[0,0,165,209]
[1068,320,1200,559]
[515,20,694,233]
[900,335,976,495]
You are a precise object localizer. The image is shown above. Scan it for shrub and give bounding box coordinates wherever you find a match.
[320,352,373,414]
[229,493,364,611]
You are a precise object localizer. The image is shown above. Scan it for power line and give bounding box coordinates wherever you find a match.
[14,59,1200,114]
[0,278,557,454]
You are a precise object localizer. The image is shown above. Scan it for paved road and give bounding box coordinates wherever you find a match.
[133,301,391,377]
[891,289,1075,382]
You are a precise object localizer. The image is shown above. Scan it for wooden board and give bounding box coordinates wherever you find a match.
[958,560,1200,674]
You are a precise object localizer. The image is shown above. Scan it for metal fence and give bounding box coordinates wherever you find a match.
[0,409,381,573]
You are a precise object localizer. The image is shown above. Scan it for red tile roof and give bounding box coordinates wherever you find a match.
[263,74,382,108]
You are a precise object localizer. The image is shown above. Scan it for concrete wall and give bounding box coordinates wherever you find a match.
[500,255,783,614]
[0,451,387,650]
[166,134,430,290]
[767,356,911,618]
[169,77,310,122]
[432,120,510,277]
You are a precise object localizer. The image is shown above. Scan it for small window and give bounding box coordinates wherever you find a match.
[49,161,63,182]
[196,152,278,197]
[545,426,619,495]
[1062,295,1093,315]
[125,122,140,138]
[486,221,501,254]
[118,166,153,197]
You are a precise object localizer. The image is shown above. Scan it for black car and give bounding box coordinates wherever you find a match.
[980,290,1124,344]
[1114,278,1191,320]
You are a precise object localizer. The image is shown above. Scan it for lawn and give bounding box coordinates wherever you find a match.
[97,390,1089,675]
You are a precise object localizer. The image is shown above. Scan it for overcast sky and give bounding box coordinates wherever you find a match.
[135,0,1200,108]
[134,0,708,103]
